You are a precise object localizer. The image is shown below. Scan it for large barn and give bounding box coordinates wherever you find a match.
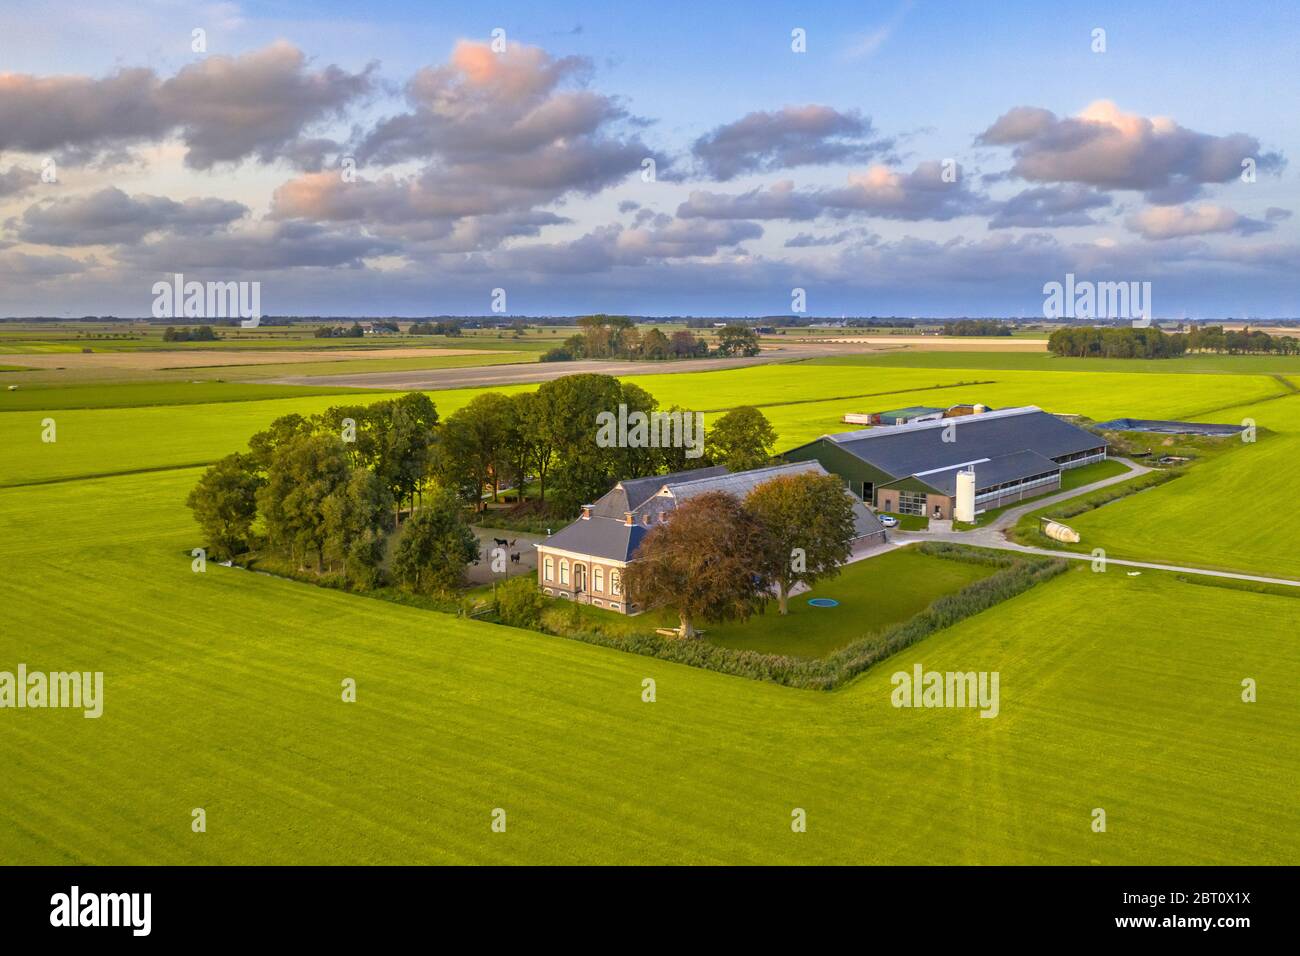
[783,406,1108,521]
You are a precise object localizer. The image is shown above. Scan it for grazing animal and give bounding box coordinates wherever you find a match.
[493,537,509,547]
[509,552,521,564]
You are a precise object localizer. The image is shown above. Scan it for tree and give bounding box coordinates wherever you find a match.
[715,324,761,357]
[390,488,480,594]
[533,373,628,514]
[642,327,670,360]
[321,467,394,586]
[745,472,856,615]
[436,392,512,509]
[705,405,777,471]
[248,413,315,470]
[501,391,541,502]
[186,453,264,560]
[257,433,352,571]
[622,491,769,638]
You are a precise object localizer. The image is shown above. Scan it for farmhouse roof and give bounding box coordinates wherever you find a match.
[893,449,1060,495]
[822,406,1104,479]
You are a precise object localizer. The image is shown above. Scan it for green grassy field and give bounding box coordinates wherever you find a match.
[1,468,1295,864]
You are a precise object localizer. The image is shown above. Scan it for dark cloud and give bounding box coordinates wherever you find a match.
[15,187,247,246]
[691,105,893,180]
[988,185,1112,229]
[0,43,374,170]
[115,219,397,272]
[0,165,42,198]
[977,100,1284,201]
[678,162,989,222]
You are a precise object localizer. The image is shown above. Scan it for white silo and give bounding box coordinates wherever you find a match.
[955,469,976,522]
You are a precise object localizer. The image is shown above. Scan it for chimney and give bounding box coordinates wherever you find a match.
[624,511,635,526]
[581,504,593,520]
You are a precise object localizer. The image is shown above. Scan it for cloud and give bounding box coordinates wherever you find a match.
[0,42,374,169]
[678,161,988,222]
[1126,203,1272,240]
[785,228,875,248]
[0,165,41,198]
[691,105,892,180]
[1265,207,1292,222]
[988,185,1112,229]
[115,219,397,272]
[14,187,247,246]
[977,100,1284,201]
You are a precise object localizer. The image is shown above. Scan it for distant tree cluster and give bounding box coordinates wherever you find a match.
[314,322,365,338]
[540,315,757,362]
[624,471,857,637]
[161,325,219,342]
[408,320,463,336]
[942,319,1012,336]
[1048,325,1300,359]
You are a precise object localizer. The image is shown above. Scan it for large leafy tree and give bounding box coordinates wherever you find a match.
[715,324,761,357]
[745,472,856,615]
[622,491,769,638]
[186,452,264,560]
[437,392,512,510]
[257,433,352,571]
[705,405,777,471]
[390,488,480,594]
[321,467,394,586]
[534,373,627,514]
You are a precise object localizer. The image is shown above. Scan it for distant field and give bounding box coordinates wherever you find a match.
[0,347,509,370]
[2,362,1289,486]
[811,351,1300,375]
[1,469,1294,864]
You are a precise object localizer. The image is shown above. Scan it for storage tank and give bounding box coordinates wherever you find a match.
[1041,519,1080,543]
[954,469,976,523]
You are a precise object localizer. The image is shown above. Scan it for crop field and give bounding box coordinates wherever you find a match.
[3,347,1297,865]
[0,466,1295,864]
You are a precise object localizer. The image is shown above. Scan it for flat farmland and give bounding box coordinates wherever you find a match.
[1,469,1295,864]
[1,363,1287,486]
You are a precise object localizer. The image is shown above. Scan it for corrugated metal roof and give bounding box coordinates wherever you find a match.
[898,449,1060,496]
[825,407,1105,479]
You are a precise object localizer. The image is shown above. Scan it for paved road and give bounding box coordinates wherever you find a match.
[886,457,1300,588]
[258,344,858,391]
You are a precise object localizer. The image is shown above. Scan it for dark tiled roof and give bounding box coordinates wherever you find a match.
[827,407,1105,479]
[589,465,727,519]
[901,449,1060,496]
[539,515,647,563]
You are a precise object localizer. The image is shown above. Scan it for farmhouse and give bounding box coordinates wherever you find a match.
[784,406,1107,521]
[535,461,886,613]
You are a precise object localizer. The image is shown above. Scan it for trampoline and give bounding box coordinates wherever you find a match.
[807,598,839,608]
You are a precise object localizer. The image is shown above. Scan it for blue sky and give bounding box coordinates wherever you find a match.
[0,0,1296,316]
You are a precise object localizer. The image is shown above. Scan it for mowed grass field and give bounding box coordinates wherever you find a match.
[1,468,1296,864]
[1,362,1287,486]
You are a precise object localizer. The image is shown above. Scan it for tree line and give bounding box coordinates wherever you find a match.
[1049,325,1300,358]
[540,315,760,362]
[942,319,1012,336]
[187,374,780,595]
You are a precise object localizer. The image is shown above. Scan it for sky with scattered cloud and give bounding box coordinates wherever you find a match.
[0,0,1296,317]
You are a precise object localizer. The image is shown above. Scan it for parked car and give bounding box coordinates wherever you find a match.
[878,514,899,528]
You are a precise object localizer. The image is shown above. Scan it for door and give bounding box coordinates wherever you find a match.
[574,564,586,593]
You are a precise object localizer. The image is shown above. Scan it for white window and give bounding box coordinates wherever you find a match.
[610,570,622,596]
[543,556,554,581]
[559,560,570,585]
[593,567,604,593]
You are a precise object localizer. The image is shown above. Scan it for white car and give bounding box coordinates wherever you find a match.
[878,514,899,528]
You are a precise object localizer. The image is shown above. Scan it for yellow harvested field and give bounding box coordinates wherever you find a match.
[0,347,509,370]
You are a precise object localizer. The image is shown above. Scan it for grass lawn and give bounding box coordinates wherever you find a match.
[703,547,998,658]
[2,467,1296,864]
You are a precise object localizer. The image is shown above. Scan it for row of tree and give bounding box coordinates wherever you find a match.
[942,319,1012,336]
[540,315,761,362]
[1049,325,1300,359]
[162,325,219,342]
[625,471,858,637]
